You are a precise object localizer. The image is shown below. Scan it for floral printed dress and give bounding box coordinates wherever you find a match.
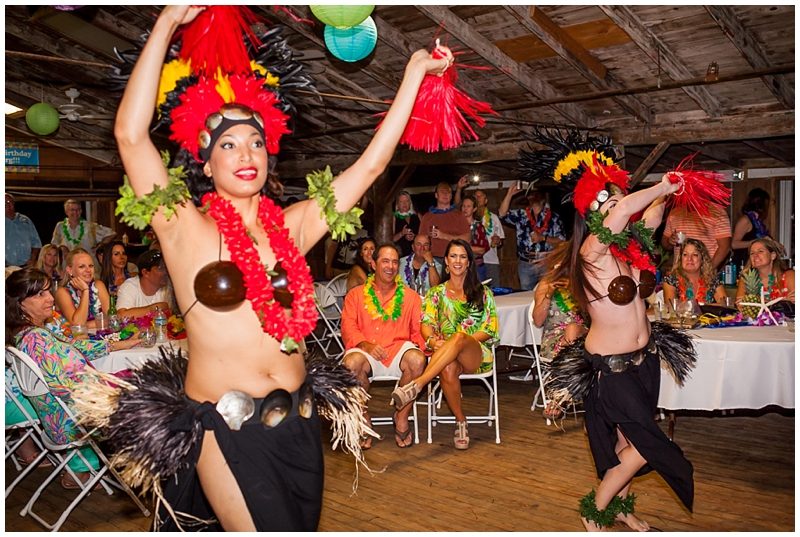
[15,326,108,445]
[540,288,587,363]
[422,284,499,373]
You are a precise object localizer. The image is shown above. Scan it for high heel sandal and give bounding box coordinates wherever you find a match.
[391,381,419,410]
[454,421,469,450]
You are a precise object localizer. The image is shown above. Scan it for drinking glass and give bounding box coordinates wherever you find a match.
[95,312,106,330]
[140,327,156,348]
[677,300,694,327]
[72,325,88,338]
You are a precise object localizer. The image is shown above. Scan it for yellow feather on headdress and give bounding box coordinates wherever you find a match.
[250,61,280,88]
[156,59,192,115]
[214,69,236,103]
[553,150,614,184]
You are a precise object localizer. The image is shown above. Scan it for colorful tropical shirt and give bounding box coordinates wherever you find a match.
[501,205,565,260]
[421,284,499,373]
[540,288,587,363]
[15,327,107,444]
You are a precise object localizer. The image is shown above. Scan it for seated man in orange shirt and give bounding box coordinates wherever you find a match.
[341,243,427,449]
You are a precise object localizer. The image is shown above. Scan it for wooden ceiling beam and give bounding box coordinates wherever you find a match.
[414,5,594,128]
[742,140,795,166]
[630,141,670,185]
[682,143,743,169]
[599,5,724,118]
[705,5,794,111]
[503,5,651,124]
[91,8,148,44]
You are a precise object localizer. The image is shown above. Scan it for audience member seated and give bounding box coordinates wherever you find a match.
[419,182,471,263]
[116,250,175,318]
[735,238,795,307]
[461,195,489,282]
[392,191,420,258]
[55,248,110,329]
[661,205,731,270]
[398,234,441,297]
[36,244,64,291]
[731,188,771,267]
[532,277,588,420]
[391,239,498,450]
[663,238,727,306]
[6,268,139,489]
[100,240,138,297]
[341,244,426,449]
[346,237,377,293]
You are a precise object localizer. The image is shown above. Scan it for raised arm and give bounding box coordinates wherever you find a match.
[600,174,680,235]
[499,182,520,218]
[114,7,206,228]
[286,48,451,253]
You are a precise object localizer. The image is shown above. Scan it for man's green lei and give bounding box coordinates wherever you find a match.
[306,166,363,242]
[116,150,191,231]
[586,210,656,254]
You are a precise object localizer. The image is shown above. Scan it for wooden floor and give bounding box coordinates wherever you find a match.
[5,368,795,532]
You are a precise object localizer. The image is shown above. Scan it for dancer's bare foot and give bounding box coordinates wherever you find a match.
[616,512,650,532]
[581,516,606,532]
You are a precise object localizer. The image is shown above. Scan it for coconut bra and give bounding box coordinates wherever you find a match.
[589,256,657,306]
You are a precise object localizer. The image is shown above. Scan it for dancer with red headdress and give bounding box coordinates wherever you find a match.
[75,5,452,531]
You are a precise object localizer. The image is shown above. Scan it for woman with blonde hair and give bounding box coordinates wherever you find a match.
[36,244,64,290]
[663,238,727,306]
[54,248,110,328]
[735,237,795,306]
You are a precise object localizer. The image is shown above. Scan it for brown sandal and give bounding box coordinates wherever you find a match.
[391,381,419,410]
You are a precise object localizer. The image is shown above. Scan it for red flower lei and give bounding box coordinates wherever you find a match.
[527,206,551,234]
[677,275,707,302]
[609,241,656,273]
[202,192,317,349]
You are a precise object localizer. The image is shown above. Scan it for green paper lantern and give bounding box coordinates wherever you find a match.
[324,16,377,63]
[310,5,374,29]
[25,103,60,135]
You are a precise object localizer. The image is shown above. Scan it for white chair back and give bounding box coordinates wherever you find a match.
[325,273,348,313]
[7,347,48,399]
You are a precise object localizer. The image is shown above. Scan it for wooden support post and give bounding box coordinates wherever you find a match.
[372,169,394,244]
[630,141,670,186]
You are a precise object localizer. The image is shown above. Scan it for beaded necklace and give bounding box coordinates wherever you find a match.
[61,219,85,246]
[363,274,405,321]
[428,205,456,215]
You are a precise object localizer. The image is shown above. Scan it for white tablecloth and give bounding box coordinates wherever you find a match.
[91,339,190,374]
[494,290,540,347]
[658,325,795,410]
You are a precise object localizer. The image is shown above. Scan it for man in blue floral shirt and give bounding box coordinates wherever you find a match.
[499,182,565,290]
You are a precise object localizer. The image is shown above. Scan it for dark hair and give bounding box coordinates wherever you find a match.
[441,239,485,311]
[741,188,770,219]
[174,148,283,207]
[137,249,165,273]
[6,267,52,346]
[543,212,599,317]
[373,242,402,262]
[100,240,127,290]
[354,237,377,275]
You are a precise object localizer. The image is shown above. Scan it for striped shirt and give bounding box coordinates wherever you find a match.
[663,205,731,258]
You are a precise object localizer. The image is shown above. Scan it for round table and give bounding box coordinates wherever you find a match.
[91,339,189,374]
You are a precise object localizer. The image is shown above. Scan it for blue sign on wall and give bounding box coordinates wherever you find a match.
[5,142,40,173]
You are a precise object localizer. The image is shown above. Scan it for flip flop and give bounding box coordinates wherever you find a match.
[392,411,413,448]
[61,474,102,491]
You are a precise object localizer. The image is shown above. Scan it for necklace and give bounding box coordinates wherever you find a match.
[428,205,456,215]
[393,211,414,219]
[527,206,550,234]
[586,211,656,272]
[679,275,707,302]
[202,192,317,350]
[480,207,493,236]
[403,254,428,287]
[62,219,85,245]
[762,273,778,300]
[745,211,770,239]
[364,274,404,321]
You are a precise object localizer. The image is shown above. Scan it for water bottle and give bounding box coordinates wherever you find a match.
[723,257,734,286]
[107,296,121,332]
[154,306,168,344]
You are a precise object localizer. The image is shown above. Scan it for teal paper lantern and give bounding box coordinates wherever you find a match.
[324,16,377,63]
[310,5,374,29]
[25,103,60,135]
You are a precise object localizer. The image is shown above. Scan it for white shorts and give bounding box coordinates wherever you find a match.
[344,340,420,380]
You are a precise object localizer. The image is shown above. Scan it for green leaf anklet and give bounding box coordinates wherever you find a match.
[579,490,636,529]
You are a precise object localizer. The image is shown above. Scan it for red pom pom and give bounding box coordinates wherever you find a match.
[177,6,261,77]
[377,56,496,153]
[666,153,731,216]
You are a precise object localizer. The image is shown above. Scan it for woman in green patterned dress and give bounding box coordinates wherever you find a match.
[392,239,498,449]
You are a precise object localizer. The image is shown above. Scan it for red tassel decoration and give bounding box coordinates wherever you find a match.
[666,152,731,216]
[378,46,497,152]
[177,6,261,77]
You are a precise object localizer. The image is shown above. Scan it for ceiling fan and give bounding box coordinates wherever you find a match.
[58,88,115,125]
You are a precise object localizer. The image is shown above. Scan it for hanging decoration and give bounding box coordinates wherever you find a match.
[25,103,60,135]
[310,5,374,29]
[324,16,378,63]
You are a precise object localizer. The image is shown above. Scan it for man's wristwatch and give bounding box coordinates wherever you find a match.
[427,262,435,267]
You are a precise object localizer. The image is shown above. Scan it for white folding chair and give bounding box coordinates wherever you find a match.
[427,345,500,444]
[7,346,150,531]
[5,365,52,499]
[325,272,349,314]
[309,282,345,360]
[369,374,420,445]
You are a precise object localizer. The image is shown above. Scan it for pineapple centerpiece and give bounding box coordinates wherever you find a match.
[740,269,762,319]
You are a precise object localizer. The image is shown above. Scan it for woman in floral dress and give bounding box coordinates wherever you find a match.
[392,239,498,449]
